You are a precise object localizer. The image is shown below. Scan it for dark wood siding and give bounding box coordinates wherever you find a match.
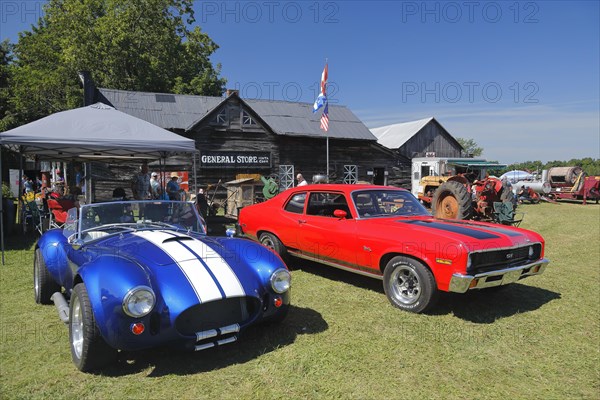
[397,120,462,159]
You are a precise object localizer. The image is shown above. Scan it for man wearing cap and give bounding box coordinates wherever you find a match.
[166,172,181,200]
[131,162,151,200]
[150,172,161,199]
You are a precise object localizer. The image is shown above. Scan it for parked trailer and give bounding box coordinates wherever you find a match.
[548,172,600,204]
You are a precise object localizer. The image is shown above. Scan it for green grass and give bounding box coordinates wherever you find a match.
[1,202,599,399]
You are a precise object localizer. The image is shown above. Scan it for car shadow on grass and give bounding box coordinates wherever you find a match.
[3,231,39,251]
[288,257,561,324]
[431,284,561,323]
[99,305,327,377]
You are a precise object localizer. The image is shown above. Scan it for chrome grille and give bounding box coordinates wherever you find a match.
[175,297,260,336]
[468,243,542,275]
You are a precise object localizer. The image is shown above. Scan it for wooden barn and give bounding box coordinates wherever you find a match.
[371,117,463,159]
[90,87,402,208]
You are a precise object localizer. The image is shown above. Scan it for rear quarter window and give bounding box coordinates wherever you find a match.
[284,193,306,214]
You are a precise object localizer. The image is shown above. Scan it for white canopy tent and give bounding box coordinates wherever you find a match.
[0,102,198,263]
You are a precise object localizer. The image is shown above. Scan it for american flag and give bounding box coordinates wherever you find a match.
[320,102,329,131]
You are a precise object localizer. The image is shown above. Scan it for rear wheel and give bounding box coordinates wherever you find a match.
[34,248,60,305]
[69,283,118,372]
[259,232,287,259]
[383,256,438,313]
[432,180,473,220]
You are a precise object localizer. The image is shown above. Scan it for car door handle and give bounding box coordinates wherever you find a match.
[298,219,307,224]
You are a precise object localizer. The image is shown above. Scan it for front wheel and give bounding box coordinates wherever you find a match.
[383,256,438,313]
[69,283,118,372]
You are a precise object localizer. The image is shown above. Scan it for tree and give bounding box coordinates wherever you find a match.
[456,138,483,157]
[4,0,226,129]
[0,40,15,131]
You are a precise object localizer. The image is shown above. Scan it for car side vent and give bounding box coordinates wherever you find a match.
[162,236,194,244]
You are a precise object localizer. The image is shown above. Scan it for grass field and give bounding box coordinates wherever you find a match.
[1,202,598,399]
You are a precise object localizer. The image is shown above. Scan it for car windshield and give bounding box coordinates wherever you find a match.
[351,189,429,218]
[75,200,206,236]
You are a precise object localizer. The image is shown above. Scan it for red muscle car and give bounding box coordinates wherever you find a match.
[238,184,549,313]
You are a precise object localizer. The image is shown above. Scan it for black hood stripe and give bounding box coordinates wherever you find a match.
[400,220,501,240]
[433,218,524,237]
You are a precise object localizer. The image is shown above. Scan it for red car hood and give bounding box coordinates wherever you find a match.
[362,216,542,252]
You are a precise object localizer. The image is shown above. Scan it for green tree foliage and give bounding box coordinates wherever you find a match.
[2,0,226,129]
[456,137,483,157]
[0,40,15,131]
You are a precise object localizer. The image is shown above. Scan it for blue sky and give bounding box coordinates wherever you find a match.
[1,1,598,163]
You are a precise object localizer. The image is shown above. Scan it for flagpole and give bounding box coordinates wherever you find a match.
[326,134,329,179]
[325,58,329,180]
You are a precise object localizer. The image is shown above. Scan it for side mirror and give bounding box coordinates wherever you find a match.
[333,209,347,219]
[71,238,85,251]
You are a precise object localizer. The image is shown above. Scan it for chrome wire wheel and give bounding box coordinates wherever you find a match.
[70,295,84,359]
[389,265,421,305]
[33,261,40,299]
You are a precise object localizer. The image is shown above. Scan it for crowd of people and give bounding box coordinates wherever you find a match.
[128,162,210,219]
[20,163,312,226]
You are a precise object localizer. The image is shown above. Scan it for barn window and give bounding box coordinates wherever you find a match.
[279,165,295,190]
[215,111,227,124]
[343,165,358,184]
[242,110,256,125]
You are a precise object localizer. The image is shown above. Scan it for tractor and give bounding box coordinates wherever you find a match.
[431,175,514,220]
[411,157,513,221]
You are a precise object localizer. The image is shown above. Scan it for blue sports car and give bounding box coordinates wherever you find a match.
[33,200,291,372]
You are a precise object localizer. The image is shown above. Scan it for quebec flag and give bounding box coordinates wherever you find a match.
[312,63,328,113]
[313,93,327,113]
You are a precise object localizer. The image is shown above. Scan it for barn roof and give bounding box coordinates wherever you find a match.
[98,88,377,141]
[370,117,437,149]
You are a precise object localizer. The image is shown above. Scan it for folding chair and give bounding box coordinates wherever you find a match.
[21,194,45,235]
[47,198,75,229]
[493,202,523,227]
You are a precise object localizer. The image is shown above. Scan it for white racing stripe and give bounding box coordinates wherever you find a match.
[185,239,245,298]
[133,230,245,302]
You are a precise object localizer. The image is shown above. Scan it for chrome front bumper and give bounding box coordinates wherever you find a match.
[448,259,550,293]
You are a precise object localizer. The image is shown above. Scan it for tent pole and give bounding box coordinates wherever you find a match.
[84,162,90,204]
[193,151,198,196]
[18,151,23,230]
[1,148,4,265]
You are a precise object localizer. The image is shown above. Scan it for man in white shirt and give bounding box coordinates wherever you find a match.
[297,173,307,186]
[150,172,160,199]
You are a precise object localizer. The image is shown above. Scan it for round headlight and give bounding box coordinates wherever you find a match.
[270,269,291,294]
[123,286,155,318]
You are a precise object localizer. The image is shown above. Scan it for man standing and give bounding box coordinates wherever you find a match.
[167,172,181,200]
[74,164,86,195]
[131,162,151,200]
[150,172,160,199]
[296,173,307,186]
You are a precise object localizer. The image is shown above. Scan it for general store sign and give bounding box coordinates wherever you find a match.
[200,151,271,168]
